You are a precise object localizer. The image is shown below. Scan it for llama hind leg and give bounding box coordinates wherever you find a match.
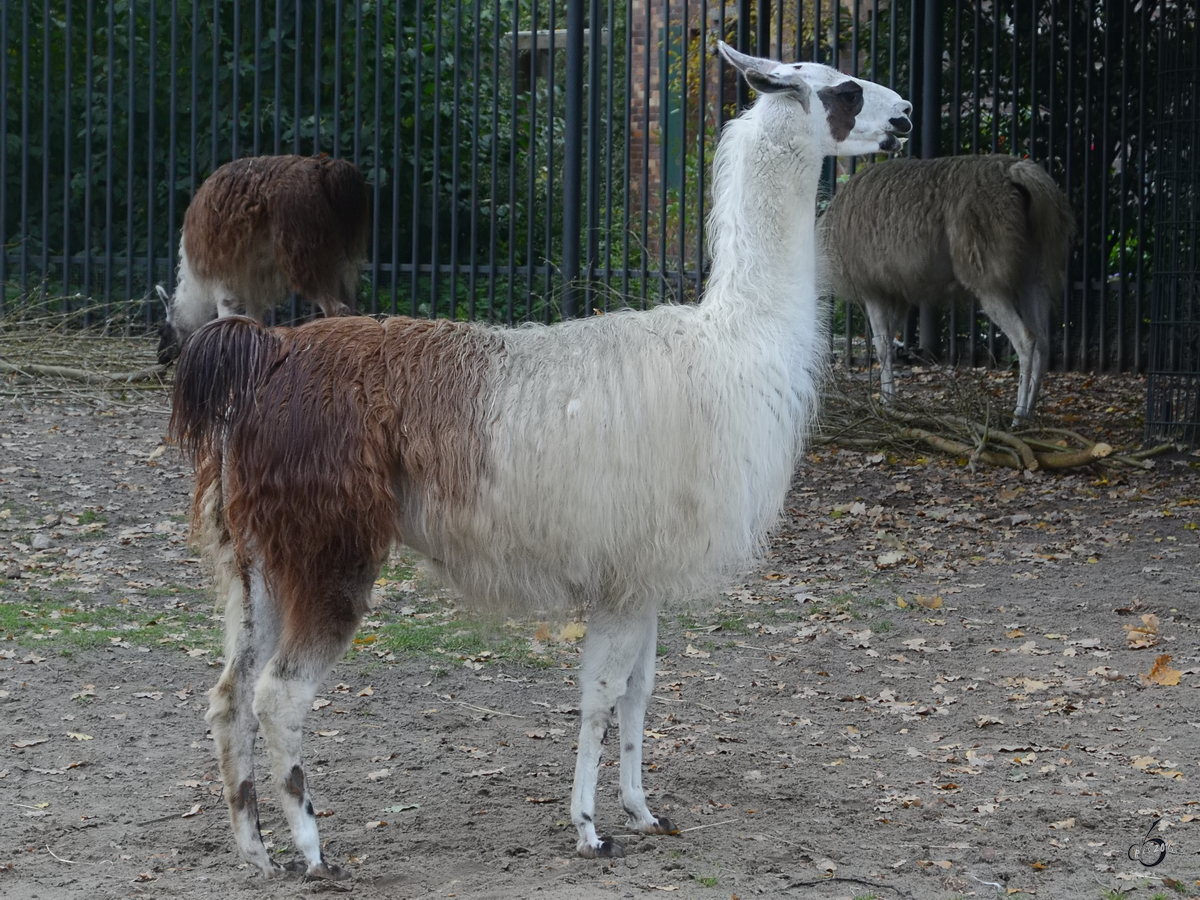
[252,566,376,880]
[979,293,1037,424]
[864,301,898,402]
[207,562,286,877]
[571,602,667,858]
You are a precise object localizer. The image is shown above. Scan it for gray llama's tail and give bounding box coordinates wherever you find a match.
[1008,161,1075,352]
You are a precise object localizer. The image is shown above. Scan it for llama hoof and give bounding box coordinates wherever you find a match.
[644,814,678,835]
[303,860,350,881]
[579,837,626,859]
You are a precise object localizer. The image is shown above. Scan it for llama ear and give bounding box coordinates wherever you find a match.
[717,41,811,111]
[155,284,171,311]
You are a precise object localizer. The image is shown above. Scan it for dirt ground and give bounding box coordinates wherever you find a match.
[1,355,1199,900]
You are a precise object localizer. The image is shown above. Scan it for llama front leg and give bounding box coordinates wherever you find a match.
[571,602,669,858]
[207,563,286,877]
[616,606,675,837]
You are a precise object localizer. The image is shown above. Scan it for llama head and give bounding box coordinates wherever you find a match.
[718,42,911,157]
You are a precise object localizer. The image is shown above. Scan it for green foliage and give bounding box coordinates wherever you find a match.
[4,1,631,323]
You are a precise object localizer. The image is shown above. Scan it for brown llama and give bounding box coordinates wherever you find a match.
[157,154,369,364]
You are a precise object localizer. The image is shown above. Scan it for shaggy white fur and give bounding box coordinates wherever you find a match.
[171,43,912,876]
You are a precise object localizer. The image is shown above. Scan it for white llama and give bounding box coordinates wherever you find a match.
[169,42,911,878]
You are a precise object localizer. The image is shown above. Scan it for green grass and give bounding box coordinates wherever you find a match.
[1,596,220,655]
[693,871,719,888]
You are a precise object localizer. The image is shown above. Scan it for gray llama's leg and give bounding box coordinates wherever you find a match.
[864,301,898,402]
[979,293,1037,424]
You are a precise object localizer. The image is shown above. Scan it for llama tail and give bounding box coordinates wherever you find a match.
[1008,160,1076,300]
[169,316,282,465]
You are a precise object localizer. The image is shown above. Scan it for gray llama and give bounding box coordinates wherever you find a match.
[821,154,1075,423]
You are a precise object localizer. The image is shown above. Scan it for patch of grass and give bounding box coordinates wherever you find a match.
[852,894,880,900]
[1,597,220,655]
[870,619,893,633]
[1101,890,1129,900]
[77,510,106,525]
[693,871,719,888]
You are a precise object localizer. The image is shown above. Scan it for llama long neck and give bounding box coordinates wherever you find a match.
[702,101,823,330]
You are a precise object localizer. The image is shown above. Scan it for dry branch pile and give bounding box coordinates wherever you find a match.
[0,305,168,398]
[818,366,1171,473]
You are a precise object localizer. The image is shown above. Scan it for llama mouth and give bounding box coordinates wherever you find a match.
[879,133,907,152]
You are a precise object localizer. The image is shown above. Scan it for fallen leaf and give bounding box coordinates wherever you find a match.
[312,698,332,710]
[1146,654,1182,686]
[876,550,906,567]
[1049,817,1075,830]
[357,686,374,697]
[66,732,93,741]
[365,820,387,829]
[557,621,586,643]
[181,803,202,818]
[913,594,943,610]
[1124,614,1160,649]
[366,769,391,781]
[13,738,49,748]
[533,623,551,642]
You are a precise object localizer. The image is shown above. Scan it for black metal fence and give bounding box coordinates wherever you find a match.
[0,1,1178,378]
[1145,4,1199,444]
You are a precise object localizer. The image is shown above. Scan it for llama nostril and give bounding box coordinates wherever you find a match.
[889,116,913,135]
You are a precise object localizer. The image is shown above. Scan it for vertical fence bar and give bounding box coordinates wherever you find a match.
[563,0,584,319]
[333,0,342,158]
[543,6,556,317]
[372,0,384,311]
[0,1,7,311]
[104,0,115,315]
[314,0,323,153]
[621,0,632,307]
[449,0,462,318]
[191,0,200,192]
[62,0,73,310]
[233,0,241,158]
[487,0,502,322]
[411,0,423,317]
[353,0,363,165]
[1134,0,1149,372]
[468,0,482,320]
[390,0,404,316]
[274,0,283,155]
[84,0,94,310]
[505,0,517,323]
[431,0,444,317]
[125,0,135,310]
[1116,0,1129,372]
[1079,6,1093,371]
[146,0,157,319]
[212,1,220,169]
[1098,2,1112,372]
[639,0,650,309]
[167,1,179,297]
[253,0,262,156]
[695,0,708,304]
[586,0,601,310]
[18,0,29,303]
[294,1,302,155]
[40,0,50,306]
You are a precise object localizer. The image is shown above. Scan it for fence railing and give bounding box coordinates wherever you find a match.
[0,1,1171,376]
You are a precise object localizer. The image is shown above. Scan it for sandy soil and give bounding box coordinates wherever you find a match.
[1,367,1199,900]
